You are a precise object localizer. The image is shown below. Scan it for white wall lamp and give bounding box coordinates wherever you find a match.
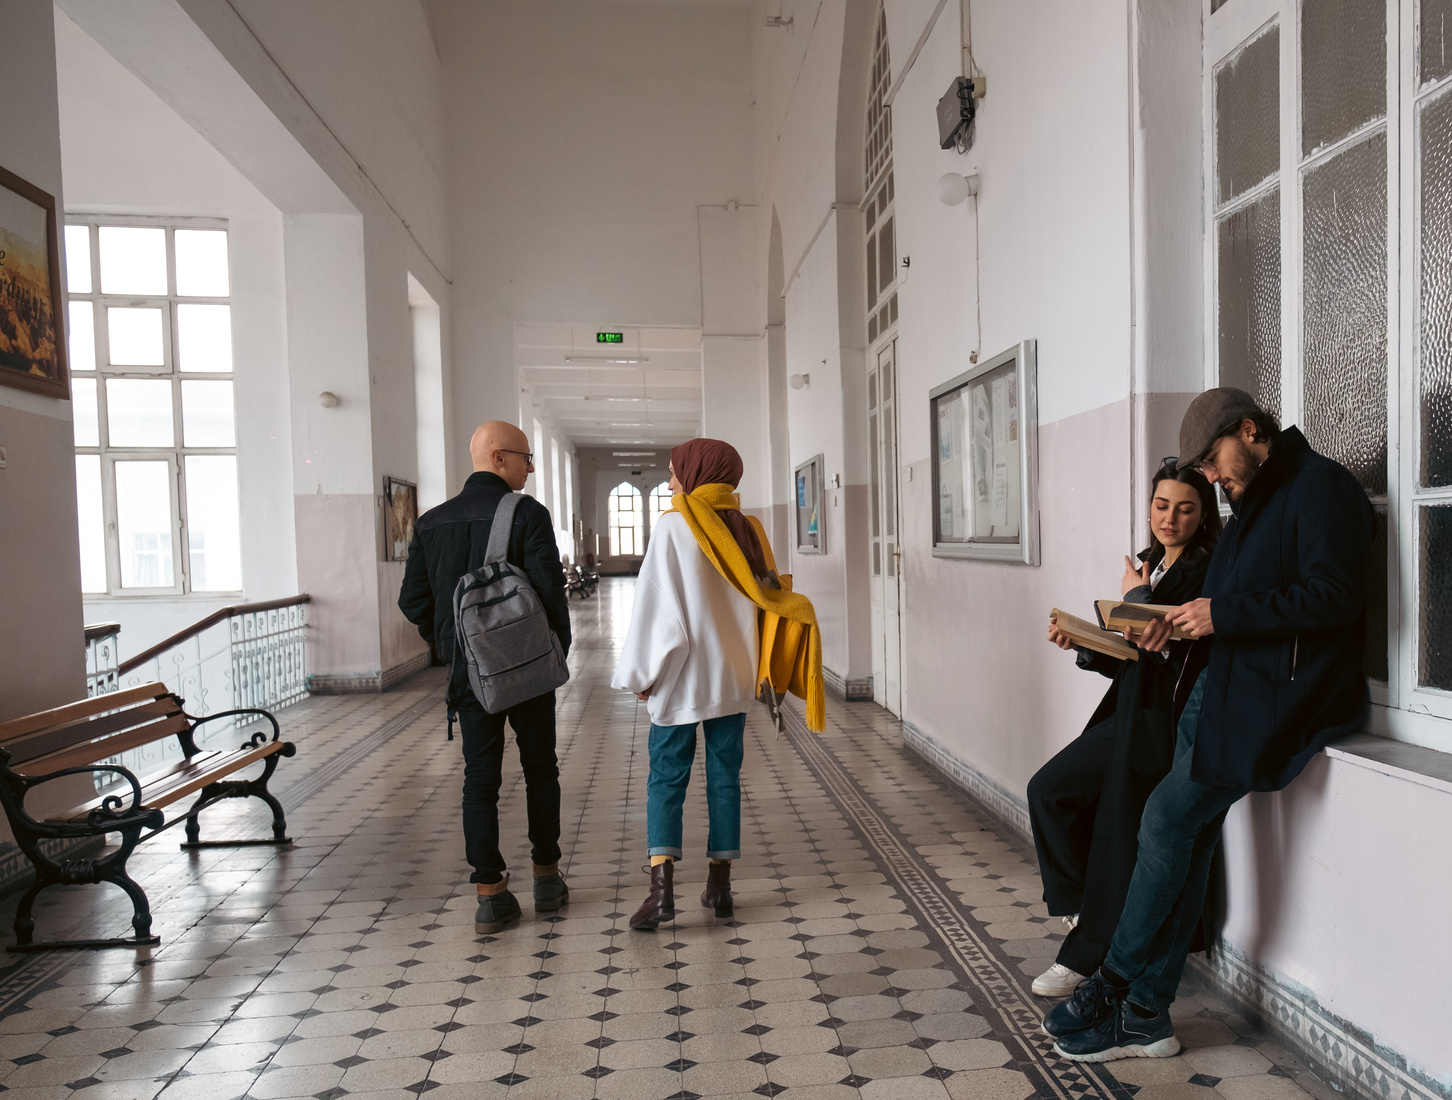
[789,373,810,390]
[318,391,340,408]
[937,172,981,206]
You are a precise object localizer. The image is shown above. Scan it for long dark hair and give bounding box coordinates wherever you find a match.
[1142,459,1221,564]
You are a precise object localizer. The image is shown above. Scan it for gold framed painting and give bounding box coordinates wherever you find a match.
[383,476,419,562]
[0,164,68,399]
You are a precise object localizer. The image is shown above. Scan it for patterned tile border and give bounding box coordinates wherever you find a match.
[1188,946,1449,1100]
[902,719,1034,846]
[823,666,874,702]
[783,703,1132,1100]
[897,710,1448,1100]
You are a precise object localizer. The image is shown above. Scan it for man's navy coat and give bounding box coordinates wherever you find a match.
[1194,427,1374,792]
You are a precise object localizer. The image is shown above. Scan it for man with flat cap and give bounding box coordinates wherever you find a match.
[399,421,572,934]
[1045,388,1373,1062]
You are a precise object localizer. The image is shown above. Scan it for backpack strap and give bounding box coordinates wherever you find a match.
[484,492,525,565]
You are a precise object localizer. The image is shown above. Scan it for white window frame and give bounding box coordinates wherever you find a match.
[68,214,242,598]
[1204,0,1452,751]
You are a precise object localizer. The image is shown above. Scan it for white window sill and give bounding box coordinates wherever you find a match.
[1326,734,1452,797]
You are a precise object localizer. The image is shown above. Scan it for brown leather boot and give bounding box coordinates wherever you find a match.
[701,860,733,918]
[629,861,675,930]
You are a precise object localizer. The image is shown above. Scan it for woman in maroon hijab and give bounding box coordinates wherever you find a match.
[611,439,771,928]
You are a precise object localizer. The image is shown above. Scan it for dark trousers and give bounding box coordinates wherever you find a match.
[1027,718,1117,919]
[456,691,562,885]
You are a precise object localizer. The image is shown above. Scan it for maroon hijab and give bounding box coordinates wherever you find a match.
[671,438,770,579]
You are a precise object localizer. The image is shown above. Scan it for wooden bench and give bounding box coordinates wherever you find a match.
[0,683,296,951]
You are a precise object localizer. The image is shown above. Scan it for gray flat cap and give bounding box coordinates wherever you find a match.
[1178,387,1262,469]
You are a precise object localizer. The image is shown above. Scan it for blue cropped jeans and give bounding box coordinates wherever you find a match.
[646,713,746,860]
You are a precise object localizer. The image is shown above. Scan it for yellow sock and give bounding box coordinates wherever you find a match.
[650,855,673,867]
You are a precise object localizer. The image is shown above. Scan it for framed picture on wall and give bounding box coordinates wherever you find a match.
[383,477,418,562]
[929,340,1039,565]
[0,164,68,399]
[794,454,825,554]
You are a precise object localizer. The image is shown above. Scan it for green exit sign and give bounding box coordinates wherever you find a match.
[597,332,624,344]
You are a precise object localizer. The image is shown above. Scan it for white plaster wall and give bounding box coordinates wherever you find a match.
[55,11,299,659]
[431,0,755,440]
[0,0,92,853]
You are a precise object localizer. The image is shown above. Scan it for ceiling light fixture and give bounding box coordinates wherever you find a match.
[564,355,649,364]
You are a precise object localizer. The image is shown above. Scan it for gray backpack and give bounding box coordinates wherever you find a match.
[453,492,570,714]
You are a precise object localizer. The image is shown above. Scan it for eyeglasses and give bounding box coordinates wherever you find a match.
[1161,456,1179,470]
[499,449,534,465]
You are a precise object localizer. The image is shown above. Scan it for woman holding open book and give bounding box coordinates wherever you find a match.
[1026,459,1222,998]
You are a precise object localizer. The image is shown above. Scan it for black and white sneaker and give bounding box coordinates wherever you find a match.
[1053,999,1180,1062]
[1042,972,1120,1037]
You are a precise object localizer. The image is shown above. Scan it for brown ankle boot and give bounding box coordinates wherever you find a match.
[701,860,733,918]
[629,861,675,930]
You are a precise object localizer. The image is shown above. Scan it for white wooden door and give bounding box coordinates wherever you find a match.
[868,340,904,714]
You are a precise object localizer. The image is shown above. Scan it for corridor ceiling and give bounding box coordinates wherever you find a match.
[516,324,703,448]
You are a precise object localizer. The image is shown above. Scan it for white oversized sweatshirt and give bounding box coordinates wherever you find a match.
[610,512,760,726]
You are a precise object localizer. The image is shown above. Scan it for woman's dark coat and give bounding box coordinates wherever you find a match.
[1056,544,1216,975]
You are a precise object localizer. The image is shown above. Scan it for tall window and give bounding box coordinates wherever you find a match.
[649,481,673,532]
[65,219,242,595]
[864,1,899,582]
[1208,0,1452,742]
[608,482,643,555]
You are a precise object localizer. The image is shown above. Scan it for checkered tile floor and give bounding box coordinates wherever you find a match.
[0,579,1336,1100]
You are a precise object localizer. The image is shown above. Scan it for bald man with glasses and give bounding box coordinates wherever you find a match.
[399,421,572,933]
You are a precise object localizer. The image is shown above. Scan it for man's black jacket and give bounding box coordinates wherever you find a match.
[1195,427,1373,792]
[398,471,571,708]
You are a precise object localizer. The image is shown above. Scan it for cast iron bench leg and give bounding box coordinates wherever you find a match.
[180,746,296,850]
[8,825,160,952]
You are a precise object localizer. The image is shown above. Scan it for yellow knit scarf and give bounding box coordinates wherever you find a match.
[671,483,826,732]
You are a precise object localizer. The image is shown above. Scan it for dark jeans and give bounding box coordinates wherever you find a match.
[456,691,561,885]
[1027,717,1117,918]
[1103,673,1241,1010]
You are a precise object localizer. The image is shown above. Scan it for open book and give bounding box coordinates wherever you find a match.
[1095,599,1192,641]
[1049,609,1139,663]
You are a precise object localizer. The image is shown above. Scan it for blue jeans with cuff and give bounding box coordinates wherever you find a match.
[646,713,746,860]
[1102,672,1243,1010]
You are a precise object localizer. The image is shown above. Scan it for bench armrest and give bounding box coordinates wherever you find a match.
[183,707,280,753]
[0,750,163,838]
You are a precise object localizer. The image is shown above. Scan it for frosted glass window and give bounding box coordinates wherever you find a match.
[1217,190,1282,419]
[1302,0,1386,156]
[1302,132,1388,495]
[107,306,165,366]
[72,377,99,447]
[1216,27,1280,204]
[68,301,95,371]
[1424,0,1452,85]
[75,455,106,594]
[115,460,175,588]
[181,380,236,447]
[176,303,232,372]
[185,456,242,591]
[1419,505,1452,690]
[1421,88,1452,487]
[65,224,91,294]
[99,226,167,295]
[175,230,229,297]
[106,379,174,448]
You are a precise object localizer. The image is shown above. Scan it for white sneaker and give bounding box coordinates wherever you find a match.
[1032,962,1088,997]
[1062,913,1080,932]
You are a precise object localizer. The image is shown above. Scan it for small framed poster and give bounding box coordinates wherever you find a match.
[794,453,825,555]
[383,477,418,562]
[0,164,68,399]
[929,340,1039,565]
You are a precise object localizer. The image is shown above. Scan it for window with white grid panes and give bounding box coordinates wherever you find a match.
[65,219,242,596]
[608,482,643,556]
[1206,0,1452,745]
[648,481,673,535]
